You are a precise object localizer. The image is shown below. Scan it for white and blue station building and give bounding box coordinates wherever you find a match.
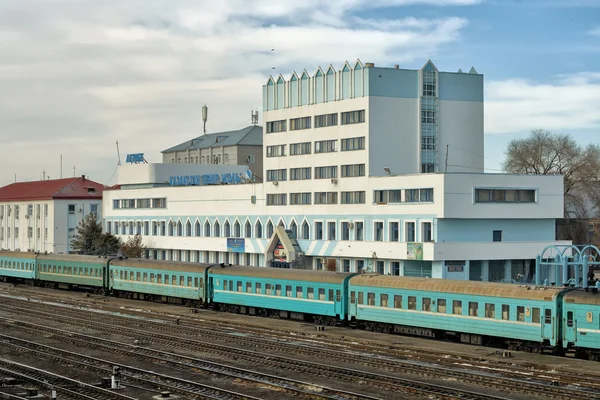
[102,60,569,283]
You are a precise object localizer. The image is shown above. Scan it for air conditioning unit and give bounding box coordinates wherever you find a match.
[348,222,355,229]
[331,178,338,184]
[272,181,279,186]
[250,195,257,204]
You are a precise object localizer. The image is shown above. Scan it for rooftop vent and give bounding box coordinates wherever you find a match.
[393,64,399,69]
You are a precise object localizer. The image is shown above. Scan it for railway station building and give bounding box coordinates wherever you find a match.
[102,59,570,283]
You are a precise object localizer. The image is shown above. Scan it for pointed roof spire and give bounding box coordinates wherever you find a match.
[469,66,478,74]
[457,68,463,73]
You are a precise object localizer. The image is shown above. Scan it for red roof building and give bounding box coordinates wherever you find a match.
[0,175,106,254]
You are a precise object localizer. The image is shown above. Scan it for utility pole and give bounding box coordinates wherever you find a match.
[73,166,76,177]
[116,140,122,166]
[444,145,449,173]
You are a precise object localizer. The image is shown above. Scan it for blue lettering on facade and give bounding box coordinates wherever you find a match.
[126,153,145,163]
[168,170,253,187]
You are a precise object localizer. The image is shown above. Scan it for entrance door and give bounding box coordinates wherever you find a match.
[542,308,554,341]
[564,310,577,344]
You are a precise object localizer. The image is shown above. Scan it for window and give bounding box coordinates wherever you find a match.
[421,110,436,124]
[340,191,365,204]
[475,189,536,203]
[290,142,311,155]
[266,145,285,157]
[121,199,135,209]
[301,221,309,239]
[394,295,402,309]
[544,309,552,324]
[342,259,350,272]
[266,169,287,182]
[314,166,337,179]
[290,192,311,205]
[390,222,399,241]
[341,164,365,177]
[374,222,383,241]
[567,311,574,327]
[152,198,166,208]
[422,222,432,242]
[373,190,401,204]
[341,137,365,151]
[469,302,478,317]
[328,222,336,240]
[314,113,338,128]
[405,222,415,242]
[405,188,434,202]
[485,303,495,318]
[502,305,510,320]
[391,262,400,276]
[290,167,311,180]
[355,222,363,241]
[248,153,256,164]
[315,222,323,240]
[266,194,287,206]
[380,294,389,307]
[408,296,416,310]
[532,308,541,324]
[266,120,286,133]
[367,293,375,306]
[421,137,436,150]
[517,306,525,322]
[493,230,502,242]
[90,204,98,216]
[423,70,436,96]
[422,298,431,312]
[341,222,350,240]
[314,192,337,205]
[341,110,365,125]
[290,116,311,130]
[68,205,76,215]
[136,199,150,208]
[453,300,462,315]
[315,140,337,153]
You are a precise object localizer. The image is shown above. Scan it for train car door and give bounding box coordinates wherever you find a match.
[333,289,341,317]
[542,308,554,341]
[349,290,357,317]
[564,309,577,344]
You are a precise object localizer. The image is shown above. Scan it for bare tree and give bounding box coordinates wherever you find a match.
[503,129,600,219]
[120,234,146,258]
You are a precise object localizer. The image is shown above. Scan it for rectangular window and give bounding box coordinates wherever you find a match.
[266,145,286,157]
[422,298,431,312]
[290,192,311,205]
[408,296,416,310]
[318,288,325,300]
[340,191,365,204]
[314,166,337,179]
[485,303,495,318]
[517,306,525,322]
[314,192,338,205]
[290,116,311,130]
[355,222,363,241]
[422,222,432,242]
[394,295,402,309]
[136,199,151,208]
[289,167,311,180]
[328,222,336,240]
[255,282,261,293]
[567,311,574,327]
[307,287,314,299]
[341,164,365,178]
[390,222,399,241]
[493,230,502,242]
[544,309,552,324]
[374,222,383,241]
[68,205,76,214]
[367,292,375,306]
[532,308,540,324]
[315,222,323,240]
[475,189,536,203]
[469,302,478,317]
[341,136,365,151]
[314,140,337,153]
[421,137,436,150]
[502,305,510,320]
[341,110,365,125]
[391,262,400,276]
[152,198,166,208]
[341,222,350,240]
[314,113,338,128]
[266,169,287,182]
[405,222,415,242]
[453,300,462,315]
[289,142,311,155]
[373,190,401,204]
[380,294,388,307]
[266,119,286,133]
[358,292,364,305]
[266,194,287,206]
[421,109,436,124]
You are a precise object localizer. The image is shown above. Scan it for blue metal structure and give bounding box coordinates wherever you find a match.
[537,244,600,287]
[209,265,354,323]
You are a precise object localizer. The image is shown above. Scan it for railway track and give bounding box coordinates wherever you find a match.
[0,302,595,400]
[0,358,137,400]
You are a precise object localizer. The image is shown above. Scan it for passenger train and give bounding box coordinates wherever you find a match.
[1,251,599,361]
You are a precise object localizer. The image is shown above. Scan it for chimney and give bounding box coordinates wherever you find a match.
[81,175,85,181]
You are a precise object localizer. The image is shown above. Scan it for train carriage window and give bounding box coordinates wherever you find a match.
[358,292,364,305]
[408,296,416,310]
[158,274,163,284]
[318,288,325,300]
[276,284,282,295]
[188,277,192,287]
[172,275,176,285]
[237,281,242,292]
[193,277,198,288]
[53,266,57,273]
[469,302,478,317]
[164,274,168,284]
[286,285,292,297]
[223,280,228,290]
[502,305,510,320]
[336,290,341,302]
[307,288,314,299]
[180,276,185,286]
[422,298,431,312]
[85,268,89,276]
[532,308,540,324]
[119,270,123,279]
[485,303,495,318]
[394,295,402,309]
[245,282,251,293]
[367,293,375,306]
[517,306,525,322]
[150,273,155,282]
[453,300,462,315]
[256,283,261,294]
[143,273,148,282]
[265,283,271,294]
[350,291,356,304]
[567,311,574,328]
[200,278,204,289]
[381,294,388,307]
[110,270,114,278]
[296,286,303,298]
[329,289,334,301]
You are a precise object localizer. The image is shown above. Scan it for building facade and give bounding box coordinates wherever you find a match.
[161,125,263,180]
[102,59,570,283]
[0,176,105,254]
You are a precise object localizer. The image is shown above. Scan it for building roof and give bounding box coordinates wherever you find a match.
[161,125,263,153]
[0,176,105,202]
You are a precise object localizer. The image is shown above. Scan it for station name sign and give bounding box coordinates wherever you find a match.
[169,170,252,187]
[126,153,146,163]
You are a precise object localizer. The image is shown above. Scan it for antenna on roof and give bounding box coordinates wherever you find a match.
[202,105,208,135]
[116,140,122,166]
[251,110,259,125]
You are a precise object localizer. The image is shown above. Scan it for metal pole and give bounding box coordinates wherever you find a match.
[535,255,541,286]
[444,145,449,173]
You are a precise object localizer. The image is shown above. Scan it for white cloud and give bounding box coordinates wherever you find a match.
[0,0,473,186]
[485,72,600,134]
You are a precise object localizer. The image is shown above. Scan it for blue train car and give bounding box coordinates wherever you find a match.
[562,290,600,360]
[209,265,355,323]
[37,254,105,291]
[0,251,37,282]
[109,259,210,306]
[348,275,568,351]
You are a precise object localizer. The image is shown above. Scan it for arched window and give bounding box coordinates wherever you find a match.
[302,221,310,239]
[177,221,183,236]
[224,221,231,237]
[195,221,201,236]
[168,222,174,236]
[290,221,298,239]
[234,221,241,238]
[214,221,221,237]
[255,221,263,239]
[186,221,192,237]
[267,221,274,238]
[245,221,252,238]
[204,221,211,237]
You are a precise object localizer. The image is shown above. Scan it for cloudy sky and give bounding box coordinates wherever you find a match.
[1,0,599,186]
